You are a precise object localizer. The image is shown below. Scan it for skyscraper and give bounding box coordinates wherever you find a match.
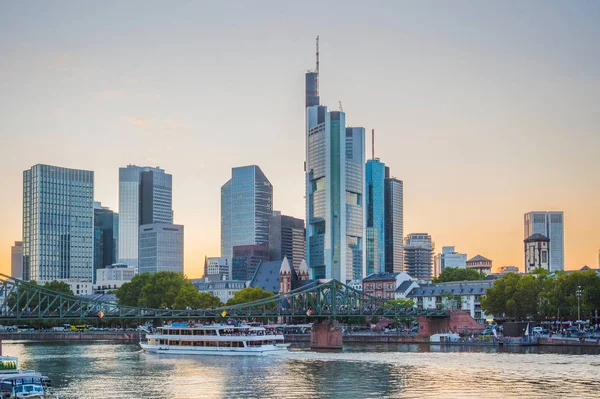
[118,165,172,269]
[404,233,434,281]
[220,165,273,259]
[23,164,94,282]
[11,241,23,280]
[524,211,564,272]
[232,245,269,280]
[93,202,119,283]
[269,212,306,272]
[384,168,404,273]
[138,223,184,274]
[305,106,365,281]
[365,158,386,275]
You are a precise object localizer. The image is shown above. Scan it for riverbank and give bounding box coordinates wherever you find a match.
[0,331,141,341]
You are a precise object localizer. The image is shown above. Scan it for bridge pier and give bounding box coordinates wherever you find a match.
[417,316,449,336]
[310,319,343,352]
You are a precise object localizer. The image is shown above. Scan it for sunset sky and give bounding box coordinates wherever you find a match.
[1,1,599,278]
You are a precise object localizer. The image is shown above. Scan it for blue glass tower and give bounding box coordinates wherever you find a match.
[365,159,386,275]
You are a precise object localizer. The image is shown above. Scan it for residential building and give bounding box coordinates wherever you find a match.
[404,233,434,281]
[232,245,269,281]
[407,280,494,322]
[305,105,365,282]
[93,202,119,283]
[466,255,492,275]
[269,212,305,272]
[205,257,231,279]
[93,263,135,294]
[497,265,519,274]
[11,241,23,280]
[365,158,386,275]
[118,165,172,270]
[192,276,246,304]
[220,165,272,259]
[23,164,94,283]
[433,246,467,278]
[524,211,564,272]
[138,223,184,274]
[524,233,550,273]
[362,271,415,300]
[384,168,403,273]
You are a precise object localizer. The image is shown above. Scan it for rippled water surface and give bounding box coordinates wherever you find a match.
[3,341,600,398]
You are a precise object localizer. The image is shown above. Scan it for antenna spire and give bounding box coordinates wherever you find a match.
[316,35,319,74]
[372,129,375,160]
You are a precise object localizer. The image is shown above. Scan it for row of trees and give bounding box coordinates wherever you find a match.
[480,268,600,321]
[433,267,486,283]
[116,271,274,309]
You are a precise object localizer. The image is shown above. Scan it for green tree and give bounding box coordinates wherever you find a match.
[433,267,485,283]
[138,271,188,308]
[43,280,74,296]
[226,287,273,306]
[116,273,151,306]
[173,284,222,309]
[384,298,416,328]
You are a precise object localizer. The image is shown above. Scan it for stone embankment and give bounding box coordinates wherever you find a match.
[540,337,600,347]
[0,331,141,341]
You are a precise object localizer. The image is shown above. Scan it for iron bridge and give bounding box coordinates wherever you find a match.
[0,274,448,321]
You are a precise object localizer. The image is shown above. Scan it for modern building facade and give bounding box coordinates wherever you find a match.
[118,165,172,270]
[23,164,94,282]
[93,263,135,294]
[384,168,403,273]
[365,159,386,275]
[220,165,273,259]
[93,202,119,283]
[269,212,305,272]
[231,245,269,281]
[404,233,434,281]
[205,256,231,279]
[524,211,564,272]
[11,241,23,280]
[138,223,183,274]
[305,106,365,282]
[433,246,467,278]
[524,234,550,273]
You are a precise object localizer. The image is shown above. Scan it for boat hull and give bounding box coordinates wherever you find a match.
[140,343,290,356]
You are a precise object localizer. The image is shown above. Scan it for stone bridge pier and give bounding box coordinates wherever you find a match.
[310,319,343,351]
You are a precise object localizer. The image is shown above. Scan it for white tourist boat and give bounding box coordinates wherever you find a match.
[0,356,59,398]
[140,323,290,356]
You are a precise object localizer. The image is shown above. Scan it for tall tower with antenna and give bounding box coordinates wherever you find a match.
[305,36,320,108]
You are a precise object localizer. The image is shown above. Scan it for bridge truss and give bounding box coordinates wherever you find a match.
[0,274,447,321]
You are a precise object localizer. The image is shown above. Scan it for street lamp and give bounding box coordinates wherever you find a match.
[576,285,582,330]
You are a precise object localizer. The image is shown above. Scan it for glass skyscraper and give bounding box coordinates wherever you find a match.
[22,164,94,282]
[138,223,184,274]
[365,159,386,275]
[118,165,172,270]
[305,106,365,282]
[524,211,564,271]
[93,202,119,283]
[220,165,273,259]
[385,168,404,273]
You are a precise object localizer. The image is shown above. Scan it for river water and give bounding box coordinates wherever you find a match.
[3,341,600,398]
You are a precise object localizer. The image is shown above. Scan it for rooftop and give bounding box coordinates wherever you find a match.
[408,280,494,297]
[467,255,492,263]
[524,233,550,243]
[363,272,399,281]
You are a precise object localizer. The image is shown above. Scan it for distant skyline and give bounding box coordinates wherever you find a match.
[1,1,599,278]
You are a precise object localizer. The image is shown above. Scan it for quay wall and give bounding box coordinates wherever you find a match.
[540,337,600,347]
[0,332,141,342]
[286,334,429,344]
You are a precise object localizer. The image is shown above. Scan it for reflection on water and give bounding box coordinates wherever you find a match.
[3,341,600,398]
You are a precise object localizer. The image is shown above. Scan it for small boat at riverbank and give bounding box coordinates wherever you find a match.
[0,356,59,398]
[140,323,290,356]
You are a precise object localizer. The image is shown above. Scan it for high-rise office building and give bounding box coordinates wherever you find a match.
[232,245,269,281]
[220,165,273,259]
[433,246,467,278]
[305,105,365,282]
[404,233,434,281]
[118,165,172,269]
[524,211,564,271]
[384,168,403,273]
[93,202,119,283]
[11,241,23,280]
[269,212,305,272]
[138,223,184,274]
[23,164,94,282]
[365,158,386,275]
